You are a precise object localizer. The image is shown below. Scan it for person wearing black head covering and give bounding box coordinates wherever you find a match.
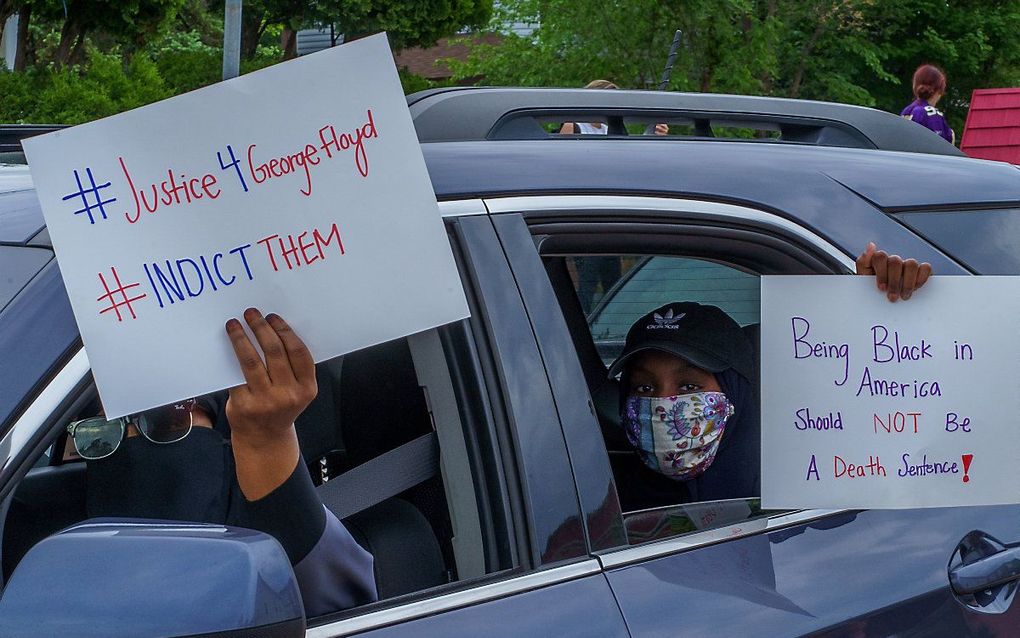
[83,310,377,616]
[606,244,934,511]
[608,302,759,510]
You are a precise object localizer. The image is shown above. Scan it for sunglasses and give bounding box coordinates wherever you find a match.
[66,399,198,460]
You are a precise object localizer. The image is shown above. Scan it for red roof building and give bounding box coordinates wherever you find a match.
[960,88,1020,164]
[394,33,503,81]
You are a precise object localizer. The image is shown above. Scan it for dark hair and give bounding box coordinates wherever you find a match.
[912,64,947,101]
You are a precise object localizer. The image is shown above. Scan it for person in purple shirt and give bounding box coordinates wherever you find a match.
[900,64,955,144]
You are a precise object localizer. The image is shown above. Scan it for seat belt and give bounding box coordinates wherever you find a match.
[317,432,439,521]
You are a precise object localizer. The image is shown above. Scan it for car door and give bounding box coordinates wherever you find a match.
[487,194,1020,636]
[307,210,628,638]
[0,203,630,638]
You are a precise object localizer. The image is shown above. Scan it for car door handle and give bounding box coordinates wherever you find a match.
[950,541,1020,594]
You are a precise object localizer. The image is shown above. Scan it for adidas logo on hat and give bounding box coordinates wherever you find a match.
[647,308,685,330]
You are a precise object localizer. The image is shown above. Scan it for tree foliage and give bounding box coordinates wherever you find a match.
[0,1,487,124]
[0,50,170,123]
[453,0,1020,135]
[239,0,492,59]
[2,0,185,68]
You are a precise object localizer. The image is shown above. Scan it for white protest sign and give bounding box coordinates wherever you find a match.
[23,33,469,418]
[761,276,1020,509]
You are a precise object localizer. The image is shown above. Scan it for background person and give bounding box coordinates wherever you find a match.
[900,64,955,144]
[69,309,378,617]
[559,80,669,135]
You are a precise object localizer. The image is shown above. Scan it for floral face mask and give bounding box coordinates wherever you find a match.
[622,392,734,481]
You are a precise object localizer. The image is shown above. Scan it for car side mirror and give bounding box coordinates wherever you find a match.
[0,520,305,637]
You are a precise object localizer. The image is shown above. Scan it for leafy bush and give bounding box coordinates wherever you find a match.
[0,49,172,124]
[29,71,121,124]
[399,69,433,94]
[0,35,292,124]
[0,34,439,125]
[87,51,171,110]
[398,69,458,95]
[149,29,223,94]
[0,71,38,123]
[154,39,282,96]
[242,47,283,75]
[156,48,223,94]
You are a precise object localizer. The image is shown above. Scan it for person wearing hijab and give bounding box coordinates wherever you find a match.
[608,301,758,510]
[607,244,931,510]
[901,64,954,144]
[70,309,378,616]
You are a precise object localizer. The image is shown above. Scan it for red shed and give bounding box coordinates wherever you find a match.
[960,88,1020,164]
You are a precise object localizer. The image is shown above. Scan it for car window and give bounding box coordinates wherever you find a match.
[1,324,514,619]
[575,256,760,366]
[551,252,782,546]
[893,208,1020,275]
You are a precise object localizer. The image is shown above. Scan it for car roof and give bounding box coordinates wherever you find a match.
[408,87,966,157]
[3,138,1019,247]
[421,139,1020,209]
[0,166,46,245]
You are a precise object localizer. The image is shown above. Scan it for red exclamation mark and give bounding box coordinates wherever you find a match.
[961,454,973,483]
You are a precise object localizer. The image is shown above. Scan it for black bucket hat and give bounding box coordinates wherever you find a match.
[607,302,755,381]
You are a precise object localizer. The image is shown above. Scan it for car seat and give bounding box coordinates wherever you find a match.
[306,339,453,598]
[2,463,87,581]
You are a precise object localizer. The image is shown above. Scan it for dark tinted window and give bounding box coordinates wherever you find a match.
[578,256,759,365]
[0,247,52,311]
[894,208,1020,274]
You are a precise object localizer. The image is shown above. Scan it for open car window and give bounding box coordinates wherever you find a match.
[549,252,784,546]
[1,324,516,620]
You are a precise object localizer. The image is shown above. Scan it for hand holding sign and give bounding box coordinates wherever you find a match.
[226,309,316,501]
[761,275,1020,509]
[24,34,469,418]
[855,242,933,302]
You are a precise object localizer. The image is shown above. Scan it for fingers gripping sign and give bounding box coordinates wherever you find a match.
[855,242,932,302]
[225,308,318,500]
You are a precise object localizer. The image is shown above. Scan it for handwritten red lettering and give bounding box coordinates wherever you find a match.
[298,231,319,265]
[247,141,320,196]
[121,157,142,223]
[256,234,281,272]
[120,156,219,224]
[257,223,345,271]
[318,110,377,178]
[313,223,345,259]
[201,173,221,199]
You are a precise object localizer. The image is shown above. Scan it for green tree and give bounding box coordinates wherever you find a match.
[454,0,1020,136]
[2,0,185,67]
[849,0,1020,133]
[450,0,778,92]
[239,0,493,60]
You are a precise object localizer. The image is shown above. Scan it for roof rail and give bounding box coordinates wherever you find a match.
[407,87,965,156]
[0,125,66,156]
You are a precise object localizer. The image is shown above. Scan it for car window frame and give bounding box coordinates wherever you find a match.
[485,194,861,561]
